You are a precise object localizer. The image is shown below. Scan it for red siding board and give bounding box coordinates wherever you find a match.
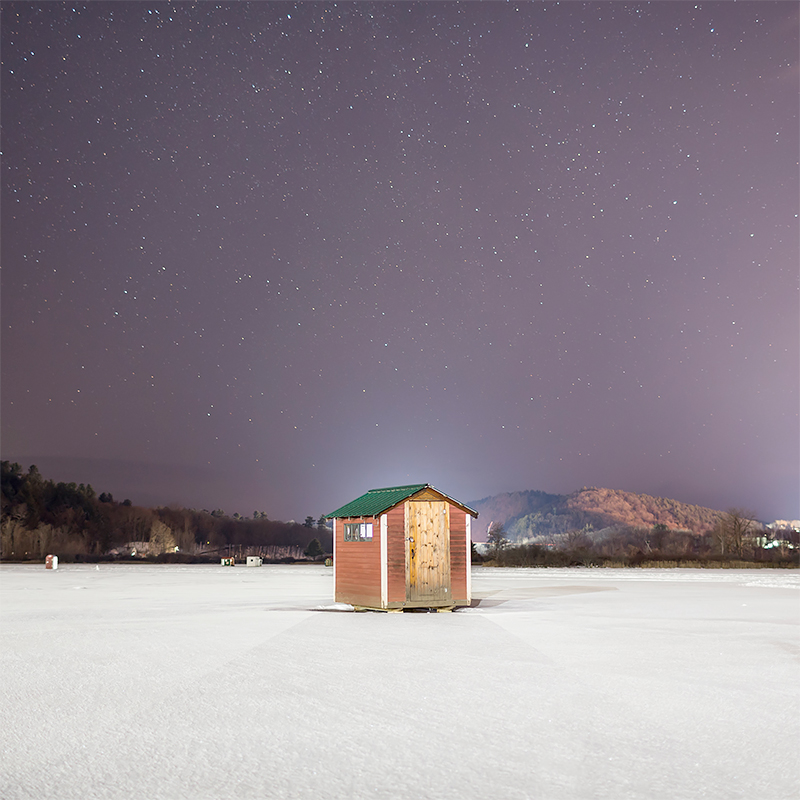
[449,506,468,602]
[334,516,381,606]
[386,505,406,603]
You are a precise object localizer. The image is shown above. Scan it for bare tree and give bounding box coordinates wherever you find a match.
[486,521,509,557]
[715,508,757,558]
[565,526,593,551]
[150,520,177,555]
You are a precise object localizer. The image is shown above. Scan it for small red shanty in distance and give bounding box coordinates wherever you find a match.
[326,484,478,611]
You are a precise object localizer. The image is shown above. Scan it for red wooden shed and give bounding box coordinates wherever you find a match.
[326,484,478,611]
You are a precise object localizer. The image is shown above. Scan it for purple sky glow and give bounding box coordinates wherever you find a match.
[2,2,798,522]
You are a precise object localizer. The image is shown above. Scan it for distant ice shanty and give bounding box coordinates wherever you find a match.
[326,484,478,611]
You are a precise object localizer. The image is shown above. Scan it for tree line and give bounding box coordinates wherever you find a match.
[482,514,799,568]
[0,462,332,562]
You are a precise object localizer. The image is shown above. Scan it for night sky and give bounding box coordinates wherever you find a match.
[2,2,798,524]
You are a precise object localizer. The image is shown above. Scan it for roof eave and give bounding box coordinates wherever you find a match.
[327,483,478,519]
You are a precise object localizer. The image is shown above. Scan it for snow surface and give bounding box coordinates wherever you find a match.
[1,564,798,800]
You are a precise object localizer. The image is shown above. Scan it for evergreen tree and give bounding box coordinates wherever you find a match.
[304,538,324,558]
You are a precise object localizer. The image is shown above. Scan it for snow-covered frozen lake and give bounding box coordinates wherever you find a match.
[2,564,798,800]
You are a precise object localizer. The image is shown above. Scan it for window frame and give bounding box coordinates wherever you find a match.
[343,521,374,542]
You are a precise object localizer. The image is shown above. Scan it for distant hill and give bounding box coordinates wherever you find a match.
[469,487,724,542]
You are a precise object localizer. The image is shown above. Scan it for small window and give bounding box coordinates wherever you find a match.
[344,522,373,541]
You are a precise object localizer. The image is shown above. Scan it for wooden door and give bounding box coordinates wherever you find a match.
[405,500,451,603]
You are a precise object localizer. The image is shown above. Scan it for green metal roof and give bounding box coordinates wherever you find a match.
[326,484,478,519]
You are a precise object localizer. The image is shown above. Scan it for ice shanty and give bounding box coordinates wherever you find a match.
[326,484,478,611]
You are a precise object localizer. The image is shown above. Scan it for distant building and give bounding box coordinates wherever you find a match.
[757,521,799,551]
